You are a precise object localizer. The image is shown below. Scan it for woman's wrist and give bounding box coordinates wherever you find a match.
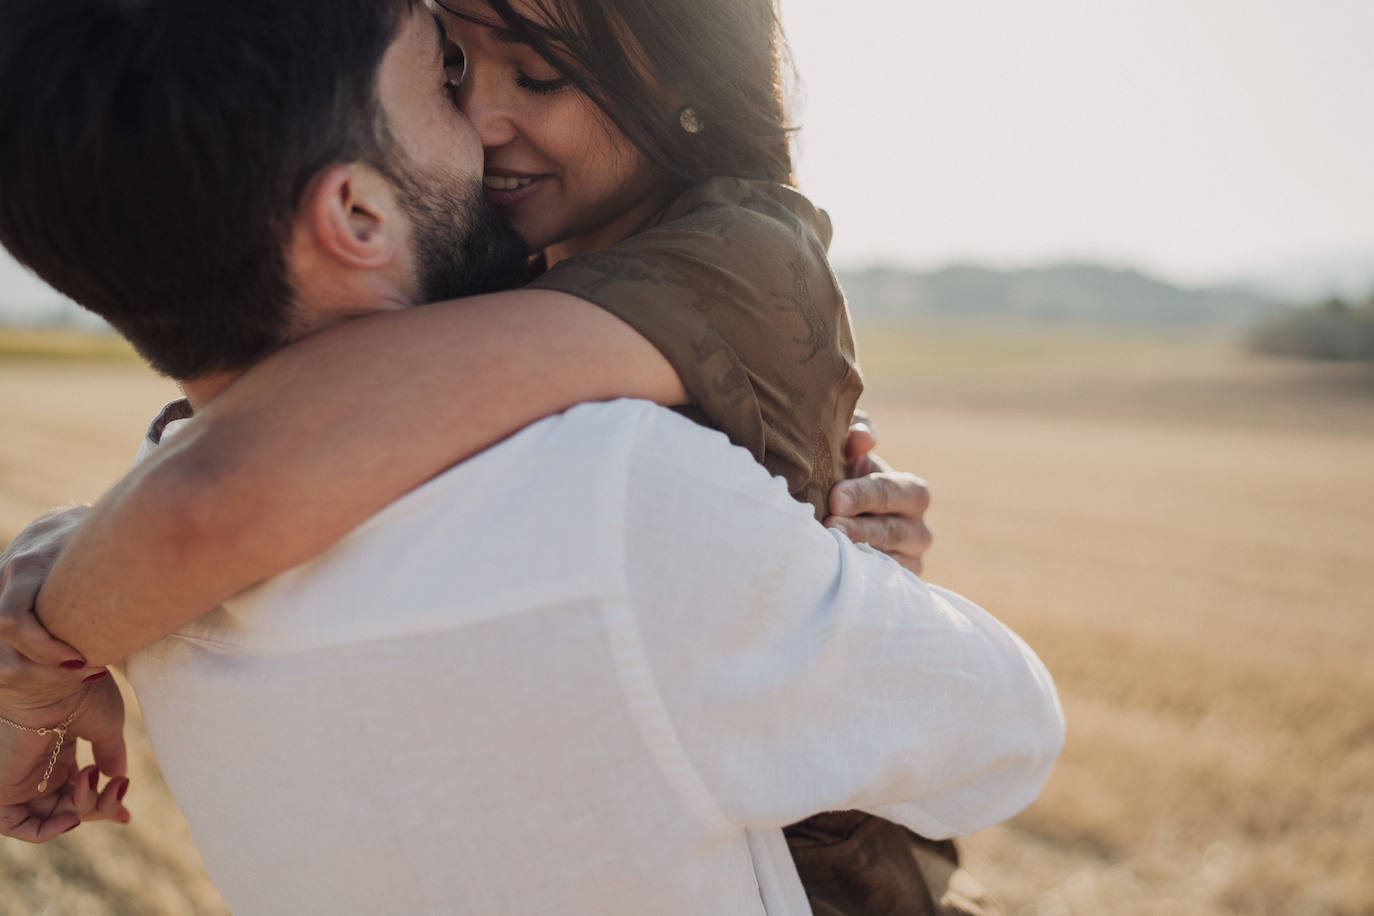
[0,679,93,724]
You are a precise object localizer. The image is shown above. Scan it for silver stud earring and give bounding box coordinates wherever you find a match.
[678,106,704,134]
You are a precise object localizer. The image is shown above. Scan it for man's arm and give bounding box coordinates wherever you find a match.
[618,405,1064,837]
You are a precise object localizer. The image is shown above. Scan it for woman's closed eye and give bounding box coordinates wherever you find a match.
[514,71,569,95]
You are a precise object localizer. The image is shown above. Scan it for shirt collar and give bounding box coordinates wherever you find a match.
[145,398,195,446]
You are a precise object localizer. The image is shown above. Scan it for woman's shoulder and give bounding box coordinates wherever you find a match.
[533,175,840,307]
[651,176,835,253]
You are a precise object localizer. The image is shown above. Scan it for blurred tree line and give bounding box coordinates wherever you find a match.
[1249,290,1374,361]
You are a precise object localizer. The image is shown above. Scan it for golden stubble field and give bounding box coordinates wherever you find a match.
[1,324,1372,915]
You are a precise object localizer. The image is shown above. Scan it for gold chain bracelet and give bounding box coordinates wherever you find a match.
[0,688,92,793]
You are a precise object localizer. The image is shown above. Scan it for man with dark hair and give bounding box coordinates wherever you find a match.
[0,1,1062,913]
[0,0,527,379]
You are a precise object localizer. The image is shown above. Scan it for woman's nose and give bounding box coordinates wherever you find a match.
[459,75,517,149]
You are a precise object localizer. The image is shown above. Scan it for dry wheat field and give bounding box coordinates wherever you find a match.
[1,325,1372,915]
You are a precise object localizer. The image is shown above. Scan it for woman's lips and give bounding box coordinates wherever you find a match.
[483,173,548,208]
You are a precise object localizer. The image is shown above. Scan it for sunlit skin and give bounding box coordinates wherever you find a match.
[386,10,486,201]
[377,7,488,302]
[437,0,682,266]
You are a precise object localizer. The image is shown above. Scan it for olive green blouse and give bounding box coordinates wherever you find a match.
[530,177,863,519]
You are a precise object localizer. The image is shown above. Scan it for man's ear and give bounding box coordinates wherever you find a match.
[299,165,401,270]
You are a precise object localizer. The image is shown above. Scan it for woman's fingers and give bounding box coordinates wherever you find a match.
[0,767,132,843]
[90,732,128,782]
[0,506,90,670]
[0,801,80,843]
[0,645,95,701]
[0,568,98,717]
[52,766,129,823]
[0,557,87,673]
[83,680,129,780]
[0,767,92,843]
[94,775,132,824]
[70,764,99,811]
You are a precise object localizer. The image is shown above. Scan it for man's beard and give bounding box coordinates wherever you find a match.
[394,165,532,303]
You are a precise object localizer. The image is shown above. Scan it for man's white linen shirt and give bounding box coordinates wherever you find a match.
[126,399,1063,916]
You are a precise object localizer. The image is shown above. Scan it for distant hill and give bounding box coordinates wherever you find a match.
[0,252,1309,333]
[838,262,1286,329]
[1248,295,1374,362]
[1228,250,1374,303]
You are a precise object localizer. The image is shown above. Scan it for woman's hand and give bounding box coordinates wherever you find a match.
[0,508,108,703]
[0,508,129,823]
[0,761,131,844]
[0,673,127,811]
[826,414,934,575]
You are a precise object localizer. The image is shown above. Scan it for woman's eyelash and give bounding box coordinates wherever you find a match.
[515,71,569,95]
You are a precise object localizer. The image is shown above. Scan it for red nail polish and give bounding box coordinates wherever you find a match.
[116,780,129,802]
[61,660,87,670]
[83,670,109,684]
[89,770,99,791]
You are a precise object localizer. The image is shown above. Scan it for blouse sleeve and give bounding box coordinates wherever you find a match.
[528,178,863,519]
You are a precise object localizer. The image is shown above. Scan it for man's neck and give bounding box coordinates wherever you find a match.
[180,370,244,411]
[175,280,411,411]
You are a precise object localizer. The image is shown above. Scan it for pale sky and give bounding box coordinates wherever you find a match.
[3,0,1372,309]
[780,0,1374,280]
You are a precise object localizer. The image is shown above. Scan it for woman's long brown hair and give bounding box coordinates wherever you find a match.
[439,0,797,186]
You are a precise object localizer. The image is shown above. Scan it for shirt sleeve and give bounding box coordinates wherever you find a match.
[529,180,863,518]
[618,406,1065,838]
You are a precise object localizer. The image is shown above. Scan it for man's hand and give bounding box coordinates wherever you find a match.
[826,415,934,575]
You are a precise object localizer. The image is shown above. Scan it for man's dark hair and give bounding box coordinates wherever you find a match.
[0,0,416,378]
